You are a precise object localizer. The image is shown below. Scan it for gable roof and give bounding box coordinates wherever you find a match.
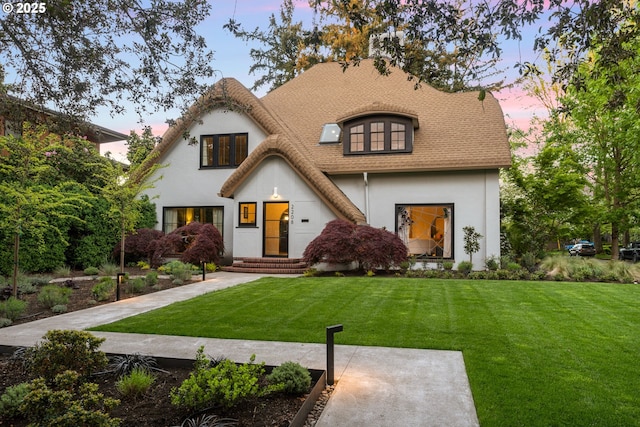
[261,60,510,174]
[219,134,367,224]
[150,60,510,224]
[0,94,128,144]
[151,78,366,224]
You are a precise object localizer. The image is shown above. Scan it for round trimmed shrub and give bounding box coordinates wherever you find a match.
[266,361,312,395]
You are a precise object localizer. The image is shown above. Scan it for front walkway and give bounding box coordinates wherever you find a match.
[0,272,479,426]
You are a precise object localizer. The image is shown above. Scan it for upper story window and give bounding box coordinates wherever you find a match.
[344,116,412,155]
[201,133,248,168]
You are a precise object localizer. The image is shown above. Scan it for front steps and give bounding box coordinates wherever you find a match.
[221,257,308,274]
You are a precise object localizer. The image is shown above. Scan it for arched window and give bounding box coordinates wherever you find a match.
[344,115,413,155]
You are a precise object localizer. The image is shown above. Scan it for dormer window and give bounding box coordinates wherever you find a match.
[344,116,412,155]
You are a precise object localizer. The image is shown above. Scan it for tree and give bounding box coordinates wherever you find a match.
[462,226,483,264]
[303,219,407,271]
[0,0,215,124]
[559,31,640,259]
[126,127,159,168]
[100,155,165,273]
[228,1,640,94]
[227,0,507,93]
[0,125,90,296]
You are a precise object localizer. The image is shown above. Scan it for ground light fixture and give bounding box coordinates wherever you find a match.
[326,324,343,385]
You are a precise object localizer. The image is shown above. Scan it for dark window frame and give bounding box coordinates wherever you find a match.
[238,202,257,227]
[344,115,412,155]
[395,203,454,260]
[200,133,248,168]
[162,206,225,236]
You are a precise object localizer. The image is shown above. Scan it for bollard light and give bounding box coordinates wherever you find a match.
[326,324,343,386]
[202,261,206,281]
[116,273,125,301]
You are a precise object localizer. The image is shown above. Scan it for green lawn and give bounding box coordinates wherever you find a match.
[91,277,640,426]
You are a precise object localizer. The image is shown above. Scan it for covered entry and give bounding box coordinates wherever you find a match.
[263,202,289,257]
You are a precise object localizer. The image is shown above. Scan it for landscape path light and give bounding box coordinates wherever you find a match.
[326,324,343,386]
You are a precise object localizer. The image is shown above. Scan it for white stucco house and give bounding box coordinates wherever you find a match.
[143,59,511,272]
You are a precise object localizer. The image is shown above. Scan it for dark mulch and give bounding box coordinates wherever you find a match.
[0,268,317,426]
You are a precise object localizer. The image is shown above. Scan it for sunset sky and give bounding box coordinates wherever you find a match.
[98,0,548,160]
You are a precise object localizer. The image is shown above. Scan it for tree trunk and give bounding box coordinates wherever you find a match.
[120,221,125,274]
[593,223,602,254]
[12,232,19,298]
[611,222,619,260]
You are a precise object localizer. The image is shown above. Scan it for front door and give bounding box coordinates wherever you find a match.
[263,202,289,257]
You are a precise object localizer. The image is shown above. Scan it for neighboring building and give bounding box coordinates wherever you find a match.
[0,94,128,147]
[144,59,511,269]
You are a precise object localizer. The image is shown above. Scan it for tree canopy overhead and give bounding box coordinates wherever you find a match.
[0,0,215,124]
[226,0,640,93]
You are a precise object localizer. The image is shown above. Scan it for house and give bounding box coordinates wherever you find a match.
[0,94,128,147]
[144,59,510,271]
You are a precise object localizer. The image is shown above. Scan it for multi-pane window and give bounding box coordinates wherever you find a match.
[201,133,248,168]
[370,122,385,151]
[344,116,412,155]
[163,207,224,235]
[391,122,406,150]
[238,202,257,227]
[349,124,365,152]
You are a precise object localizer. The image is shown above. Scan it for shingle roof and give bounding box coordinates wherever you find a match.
[261,60,510,174]
[150,60,510,224]
[219,134,367,224]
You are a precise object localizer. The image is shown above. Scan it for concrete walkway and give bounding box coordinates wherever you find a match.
[0,272,479,426]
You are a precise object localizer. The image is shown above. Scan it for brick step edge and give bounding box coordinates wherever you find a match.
[233,257,304,264]
[221,266,308,274]
[228,262,307,269]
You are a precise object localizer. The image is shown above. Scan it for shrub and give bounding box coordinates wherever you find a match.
[37,285,72,308]
[205,262,217,272]
[163,261,193,283]
[83,266,100,275]
[137,260,151,270]
[170,349,273,411]
[30,276,53,287]
[21,370,120,426]
[54,265,72,277]
[116,368,155,398]
[106,353,166,378]
[127,277,145,294]
[114,228,165,266]
[485,256,499,271]
[303,219,407,271]
[457,261,473,276]
[0,296,27,321]
[442,261,454,271]
[266,361,312,395]
[99,261,118,276]
[0,382,30,419]
[468,271,488,280]
[175,415,239,427]
[145,271,159,286]
[0,318,12,327]
[178,223,225,265]
[302,219,358,266]
[92,276,115,301]
[27,330,108,381]
[506,262,522,272]
[52,304,68,314]
[520,252,538,272]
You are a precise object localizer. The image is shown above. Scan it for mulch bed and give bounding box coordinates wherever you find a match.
[0,268,327,426]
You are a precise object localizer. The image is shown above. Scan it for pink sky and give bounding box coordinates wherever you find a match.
[99,0,546,160]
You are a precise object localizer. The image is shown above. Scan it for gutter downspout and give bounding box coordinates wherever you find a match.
[364,172,370,224]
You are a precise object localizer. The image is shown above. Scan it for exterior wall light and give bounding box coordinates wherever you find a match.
[272,186,279,199]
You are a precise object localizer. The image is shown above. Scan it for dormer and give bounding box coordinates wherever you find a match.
[336,102,419,155]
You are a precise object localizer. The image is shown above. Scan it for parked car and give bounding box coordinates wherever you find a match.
[568,243,596,257]
[564,240,594,251]
[618,242,640,262]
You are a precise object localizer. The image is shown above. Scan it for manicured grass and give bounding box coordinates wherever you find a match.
[91,277,640,426]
